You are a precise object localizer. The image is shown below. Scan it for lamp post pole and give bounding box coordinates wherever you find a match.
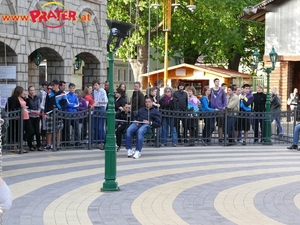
[163,0,171,87]
[253,47,278,145]
[263,67,272,145]
[101,51,119,191]
[101,20,134,192]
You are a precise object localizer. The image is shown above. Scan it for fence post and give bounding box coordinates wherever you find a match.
[88,108,92,150]
[19,108,24,154]
[52,108,56,151]
[224,108,228,146]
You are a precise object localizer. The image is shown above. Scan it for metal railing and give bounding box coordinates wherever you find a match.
[1,107,298,153]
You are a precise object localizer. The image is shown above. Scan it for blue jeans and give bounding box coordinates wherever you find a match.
[161,117,177,145]
[293,124,300,145]
[93,107,106,144]
[125,123,152,152]
[227,117,236,142]
[271,117,284,136]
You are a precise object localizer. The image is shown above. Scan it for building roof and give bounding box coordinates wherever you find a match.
[237,0,285,22]
[140,63,252,79]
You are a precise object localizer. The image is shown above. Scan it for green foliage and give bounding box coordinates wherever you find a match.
[107,0,265,71]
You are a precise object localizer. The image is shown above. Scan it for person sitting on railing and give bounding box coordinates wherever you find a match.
[159,87,177,147]
[115,103,131,152]
[125,97,161,159]
[0,177,12,212]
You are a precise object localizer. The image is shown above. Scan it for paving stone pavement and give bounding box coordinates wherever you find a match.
[2,145,300,225]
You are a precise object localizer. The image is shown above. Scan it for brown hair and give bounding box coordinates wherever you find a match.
[187,86,196,95]
[12,86,24,97]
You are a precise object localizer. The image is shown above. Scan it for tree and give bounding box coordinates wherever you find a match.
[107,0,265,82]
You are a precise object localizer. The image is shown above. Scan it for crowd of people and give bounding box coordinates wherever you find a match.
[3,77,287,157]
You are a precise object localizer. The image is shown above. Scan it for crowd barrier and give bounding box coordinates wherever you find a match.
[2,107,298,153]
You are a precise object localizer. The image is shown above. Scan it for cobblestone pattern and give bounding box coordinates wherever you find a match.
[3,146,300,224]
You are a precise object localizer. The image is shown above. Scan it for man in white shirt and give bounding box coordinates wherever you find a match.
[92,80,108,149]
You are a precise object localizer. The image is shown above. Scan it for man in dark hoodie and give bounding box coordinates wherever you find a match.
[173,81,188,143]
[252,85,266,143]
[44,79,67,151]
[126,97,161,159]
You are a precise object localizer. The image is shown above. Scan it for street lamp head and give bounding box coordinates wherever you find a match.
[269,46,278,69]
[74,57,82,72]
[252,47,260,69]
[34,52,42,67]
[106,20,134,53]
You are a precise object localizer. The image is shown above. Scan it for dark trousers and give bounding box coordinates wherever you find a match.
[65,119,80,142]
[175,118,186,142]
[115,124,127,147]
[226,117,236,142]
[24,119,34,146]
[27,117,41,148]
[254,118,264,142]
[202,118,215,142]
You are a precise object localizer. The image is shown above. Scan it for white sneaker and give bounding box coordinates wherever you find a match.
[127,149,133,157]
[133,151,141,159]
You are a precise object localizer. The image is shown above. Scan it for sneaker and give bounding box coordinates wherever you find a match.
[133,151,141,159]
[242,141,246,146]
[287,145,298,150]
[44,145,52,151]
[117,146,121,152]
[99,144,105,150]
[172,144,177,147]
[160,144,166,147]
[127,149,133,157]
[200,140,207,146]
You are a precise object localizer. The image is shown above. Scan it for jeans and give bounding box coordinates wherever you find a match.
[125,123,152,152]
[65,119,80,142]
[271,117,284,136]
[293,124,300,145]
[227,117,236,142]
[93,107,106,144]
[161,117,177,145]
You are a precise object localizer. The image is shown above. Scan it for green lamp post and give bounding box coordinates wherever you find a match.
[253,47,278,145]
[34,52,42,66]
[101,20,134,192]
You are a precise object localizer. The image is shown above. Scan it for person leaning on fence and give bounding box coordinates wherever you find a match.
[159,87,177,147]
[210,78,227,143]
[114,88,127,112]
[234,84,254,145]
[0,177,12,212]
[271,86,284,137]
[92,80,108,149]
[225,86,239,146]
[185,86,200,146]
[201,86,217,145]
[126,97,161,159]
[26,86,42,151]
[44,79,67,151]
[39,81,49,145]
[65,83,80,146]
[252,85,266,143]
[130,81,145,119]
[173,82,188,143]
[115,103,131,152]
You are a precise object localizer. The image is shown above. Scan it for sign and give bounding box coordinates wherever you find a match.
[0,84,16,108]
[0,66,16,79]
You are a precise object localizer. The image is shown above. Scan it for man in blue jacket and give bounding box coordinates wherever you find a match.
[126,97,161,159]
[66,83,80,146]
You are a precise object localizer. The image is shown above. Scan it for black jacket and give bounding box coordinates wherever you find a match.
[252,92,266,112]
[5,96,21,111]
[173,90,188,110]
[26,95,40,111]
[135,107,161,128]
[131,90,145,112]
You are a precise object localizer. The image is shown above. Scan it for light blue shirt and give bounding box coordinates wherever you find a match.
[93,88,108,108]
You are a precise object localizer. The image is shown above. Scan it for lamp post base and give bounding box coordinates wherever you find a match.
[101,182,120,192]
